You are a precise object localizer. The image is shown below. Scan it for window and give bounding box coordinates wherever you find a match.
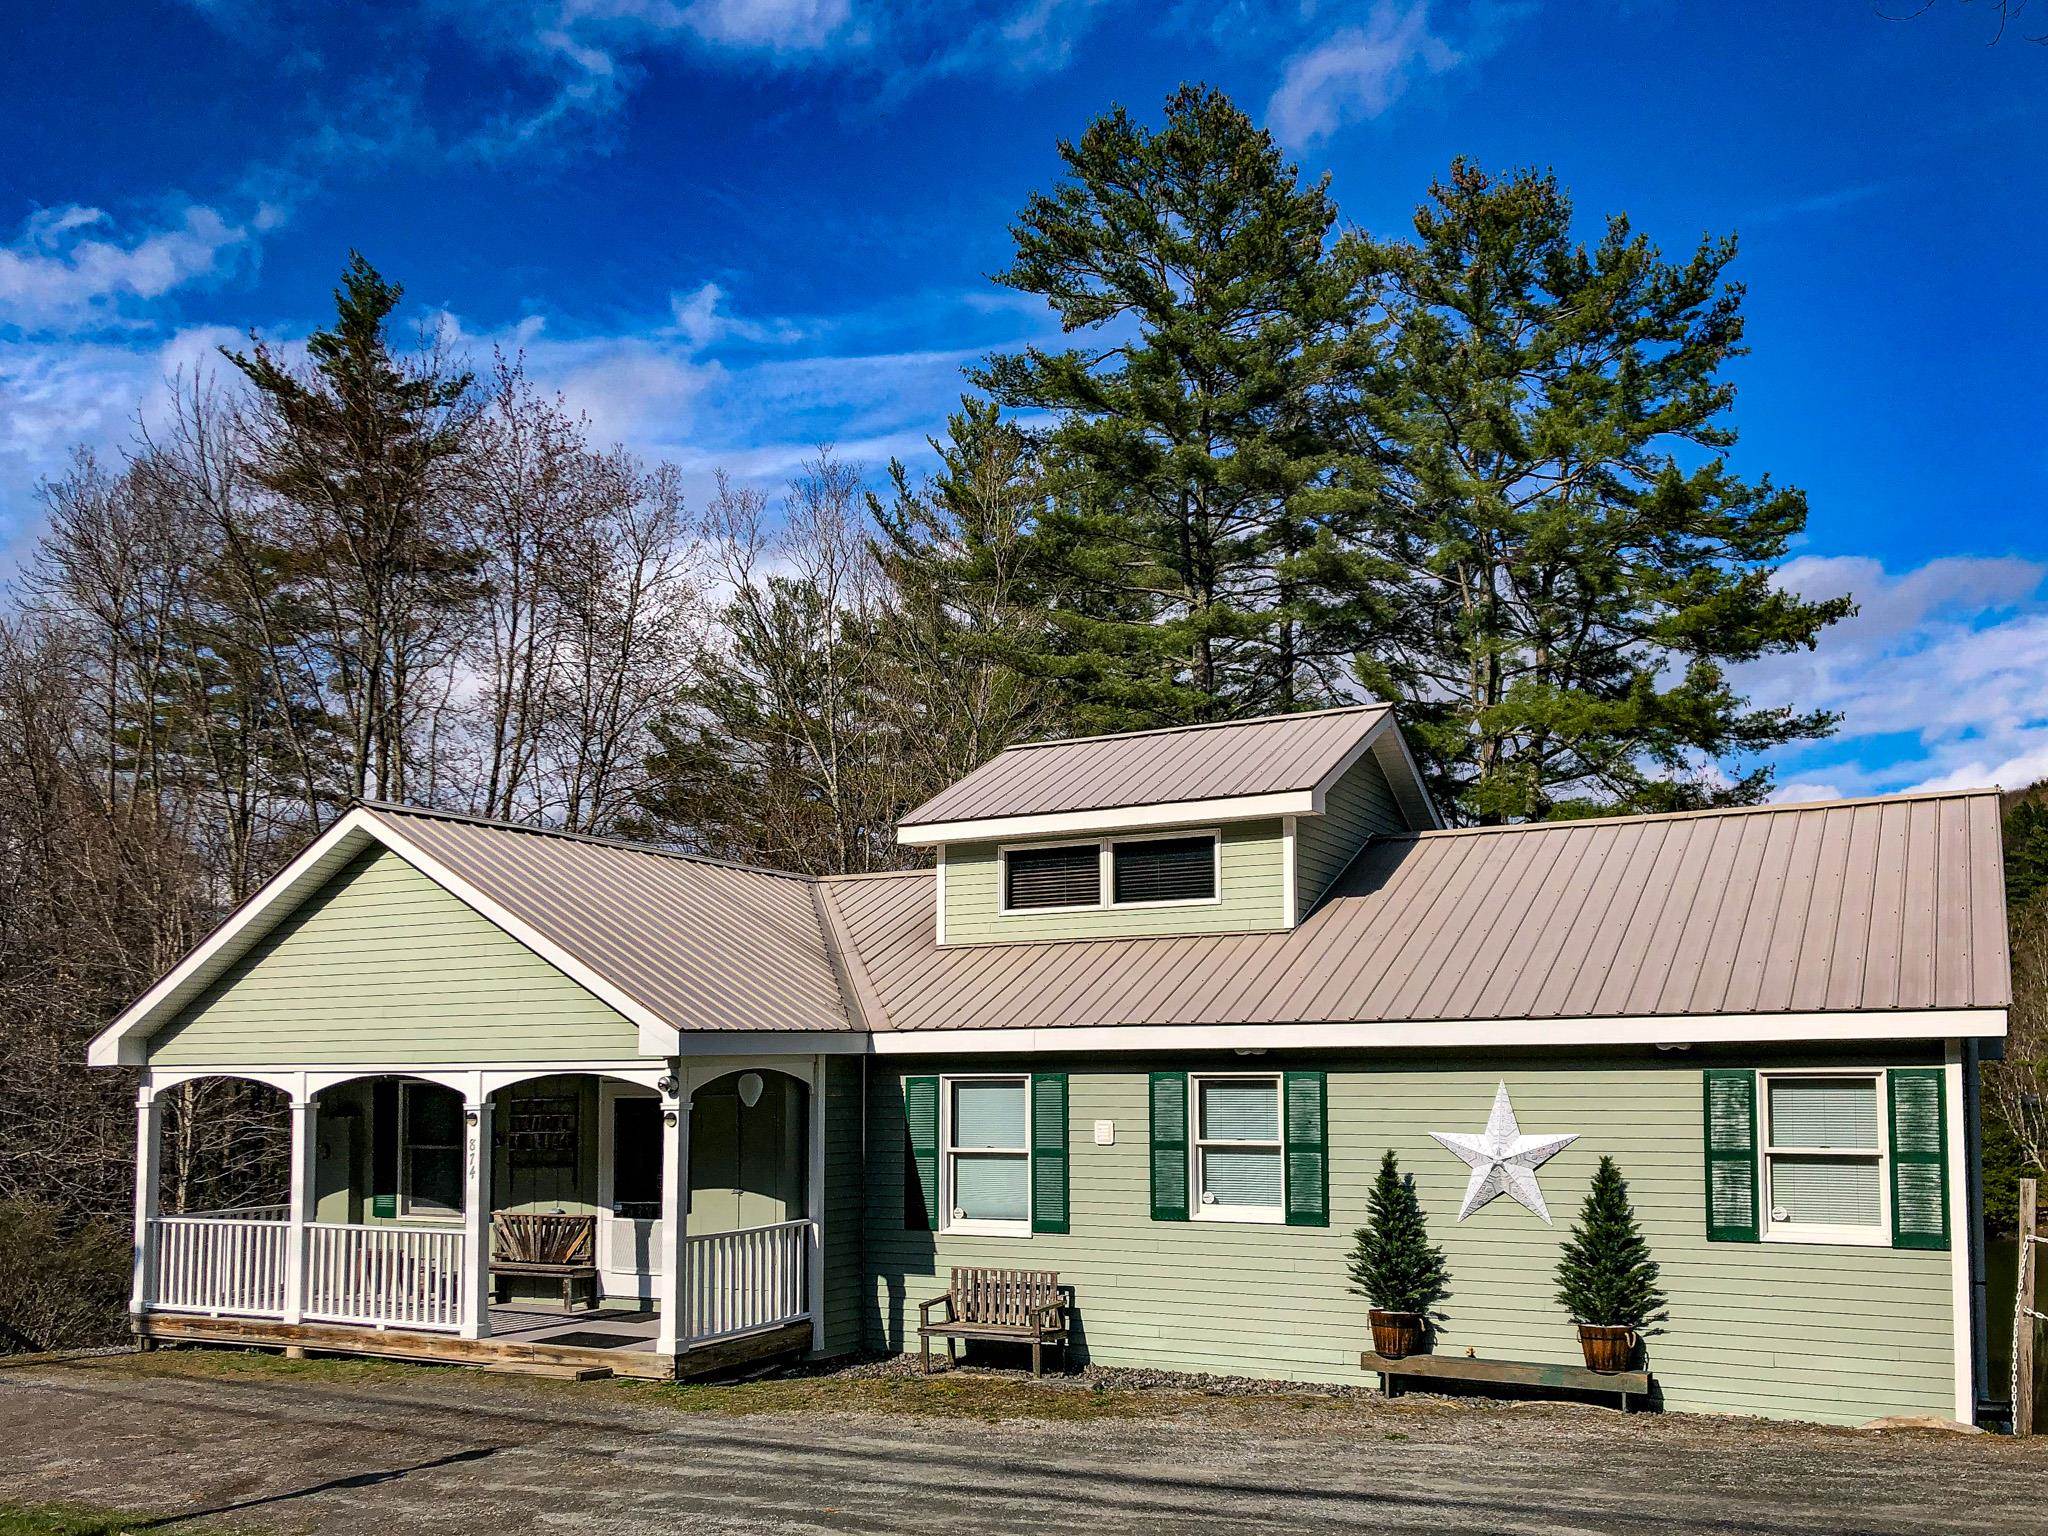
[399,1082,465,1218]
[1193,1073,1283,1222]
[1113,835,1217,905]
[1003,844,1101,910]
[944,1076,1030,1232]
[1001,830,1221,914]
[1761,1072,1885,1243]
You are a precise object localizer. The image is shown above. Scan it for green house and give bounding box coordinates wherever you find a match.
[91,704,2008,1424]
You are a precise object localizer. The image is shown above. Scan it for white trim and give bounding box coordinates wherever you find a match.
[1946,1040,1974,1424]
[1280,816,1298,928]
[897,790,1318,846]
[807,1052,827,1355]
[1756,1068,1889,1246]
[596,1078,663,1302]
[939,1072,1032,1236]
[1189,1070,1286,1225]
[865,1009,2007,1055]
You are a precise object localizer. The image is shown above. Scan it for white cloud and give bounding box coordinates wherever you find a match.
[1265,2,1460,144]
[1739,552,2048,796]
[665,281,800,349]
[0,203,254,332]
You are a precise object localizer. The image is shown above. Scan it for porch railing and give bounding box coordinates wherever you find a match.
[684,1218,811,1344]
[304,1222,465,1332]
[151,1215,291,1317]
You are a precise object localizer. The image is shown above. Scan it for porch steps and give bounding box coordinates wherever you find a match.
[482,1361,615,1381]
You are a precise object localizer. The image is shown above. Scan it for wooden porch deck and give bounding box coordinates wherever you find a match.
[136,1307,810,1382]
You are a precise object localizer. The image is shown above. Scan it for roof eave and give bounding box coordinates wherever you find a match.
[896,788,1321,846]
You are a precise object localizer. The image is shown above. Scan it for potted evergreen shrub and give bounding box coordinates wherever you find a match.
[1554,1155,1667,1373]
[1347,1149,1450,1359]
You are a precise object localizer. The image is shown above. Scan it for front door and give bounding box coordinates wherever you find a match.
[597,1085,663,1299]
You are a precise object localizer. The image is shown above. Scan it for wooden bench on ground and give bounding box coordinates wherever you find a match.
[490,1212,599,1310]
[1361,1350,1653,1412]
[919,1266,1070,1377]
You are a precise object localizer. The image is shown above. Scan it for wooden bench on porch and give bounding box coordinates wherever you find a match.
[1361,1350,1653,1412]
[490,1212,599,1311]
[918,1266,1070,1377]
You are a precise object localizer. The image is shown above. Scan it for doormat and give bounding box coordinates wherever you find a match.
[534,1330,648,1350]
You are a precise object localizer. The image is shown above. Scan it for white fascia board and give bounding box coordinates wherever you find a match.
[896,790,1317,847]
[866,1008,2007,1055]
[88,812,380,1068]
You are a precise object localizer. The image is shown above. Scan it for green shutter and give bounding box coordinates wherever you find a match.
[1283,1070,1329,1227]
[1149,1070,1188,1221]
[1030,1072,1069,1235]
[370,1079,398,1220]
[1702,1069,1759,1242]
[903,1075,939,1230]
[1889,1067,1950,1251]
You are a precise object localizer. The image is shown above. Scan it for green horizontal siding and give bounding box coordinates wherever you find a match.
[943,820,1287,945]
[821,1055,868,1355]
[864,1048,1957,1425]
[147,847,642,1066]
[1295,755,1408,912]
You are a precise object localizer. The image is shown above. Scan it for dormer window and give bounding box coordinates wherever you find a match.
[1000,831,1221,913]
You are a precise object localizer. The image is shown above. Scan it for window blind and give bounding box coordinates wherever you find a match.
[1769,1077,1878,1149]
[1770,1155,1881,1226]
[1199,1078,1279,1141]
[953,1079,1026,1148]
[1113,836,1215,904]
[1005,844,1100,909]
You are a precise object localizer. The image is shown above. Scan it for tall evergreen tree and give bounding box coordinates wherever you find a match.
[1554,1155,1667,1330]
[981,85,1397,729]
[1346,1149,1451,1317]
[1344,163,1851,822]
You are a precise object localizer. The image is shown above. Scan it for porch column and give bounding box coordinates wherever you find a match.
[129,1081,162,1324]
[459,1096,494,1340]
[282,1091,318,1323]
[655,1084,691,1356]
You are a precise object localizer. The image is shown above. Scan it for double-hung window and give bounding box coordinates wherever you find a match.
[944,1075,1030,1233]
[1192,1073,1284,1222]
[399,1081,465,1218]
[1761,1072,1886,1244]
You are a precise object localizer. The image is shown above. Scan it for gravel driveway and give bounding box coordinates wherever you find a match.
[2,1352,2042,1535]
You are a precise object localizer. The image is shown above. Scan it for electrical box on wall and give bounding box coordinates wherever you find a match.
[1094,1119,1115,1146]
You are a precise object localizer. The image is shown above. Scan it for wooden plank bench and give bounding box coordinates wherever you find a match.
[491,1212,599,1311]
[1361,1351,1652,1412]
[919,1266,1070,1377]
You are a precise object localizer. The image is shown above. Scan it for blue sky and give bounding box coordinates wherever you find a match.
[3,0,2045,799]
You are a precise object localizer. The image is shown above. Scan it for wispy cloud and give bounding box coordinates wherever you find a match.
[0,203,260,333]
[1264,2,1461,145]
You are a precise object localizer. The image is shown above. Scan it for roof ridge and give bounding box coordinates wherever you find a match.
[1000,702,1388,753]
[1386,786,2002,841]
[817,867,932,882]
[356,800,820,882]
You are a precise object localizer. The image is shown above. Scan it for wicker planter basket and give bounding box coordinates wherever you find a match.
[1369,1309,1428,1360]
[1576,1324,1639,1374]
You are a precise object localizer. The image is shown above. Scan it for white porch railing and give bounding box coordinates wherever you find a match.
[151,1215,291,1317]
[684,1219,811,1344]
[304,1223,465,1331]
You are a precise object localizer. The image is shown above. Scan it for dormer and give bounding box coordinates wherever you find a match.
[896,705,1440,947]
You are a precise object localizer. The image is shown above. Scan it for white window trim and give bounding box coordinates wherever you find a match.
[1758,1066,1890,1248]
[997,828,1223,917]
[940,1073,1032,1237]
[397,1079,466,1223]
[1190,1070,1286,1226]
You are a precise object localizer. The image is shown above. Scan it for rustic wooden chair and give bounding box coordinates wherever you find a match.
[489,1211,599,1311]
[917,1266,1069,1377]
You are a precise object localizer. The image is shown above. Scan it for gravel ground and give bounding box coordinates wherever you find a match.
[2,1349,2044,1535]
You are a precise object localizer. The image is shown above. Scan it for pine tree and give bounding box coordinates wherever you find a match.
[980,85,1398,729]
[1554,1156,1668,1330]
[1343,162,1852,822]
[1346,1149,1450,1316]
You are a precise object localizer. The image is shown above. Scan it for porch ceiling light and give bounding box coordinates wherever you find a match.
[738,1072,764,1109]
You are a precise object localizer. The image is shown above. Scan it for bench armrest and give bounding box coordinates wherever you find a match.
[918,1295,954,1326]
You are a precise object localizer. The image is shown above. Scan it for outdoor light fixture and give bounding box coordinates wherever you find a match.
[738,1072,764,1108]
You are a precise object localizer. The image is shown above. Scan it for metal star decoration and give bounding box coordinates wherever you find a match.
[1430,1081,1579,1224]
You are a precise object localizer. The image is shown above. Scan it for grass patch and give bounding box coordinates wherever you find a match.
[0,1502,257,1536]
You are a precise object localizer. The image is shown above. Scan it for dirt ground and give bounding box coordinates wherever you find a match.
[2,1350,2044,1535]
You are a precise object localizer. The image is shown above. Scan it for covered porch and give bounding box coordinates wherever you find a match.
[128,1056,828,1380]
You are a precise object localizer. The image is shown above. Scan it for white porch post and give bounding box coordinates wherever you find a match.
[283,1090,318,1323]
[460,1092,494,1340]
[655,1078,691,1357]
[129,1079,162,1324]
[807,1054,826,1355]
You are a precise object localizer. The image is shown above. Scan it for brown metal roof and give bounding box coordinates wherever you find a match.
[899,704,1396,826]
[824,790,2010,1031]
[367,805,853,1034]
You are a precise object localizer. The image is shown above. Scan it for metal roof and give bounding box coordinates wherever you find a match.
[898,704,1398,827]
[368,806,853,1035]
[824,789,2010,1031]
